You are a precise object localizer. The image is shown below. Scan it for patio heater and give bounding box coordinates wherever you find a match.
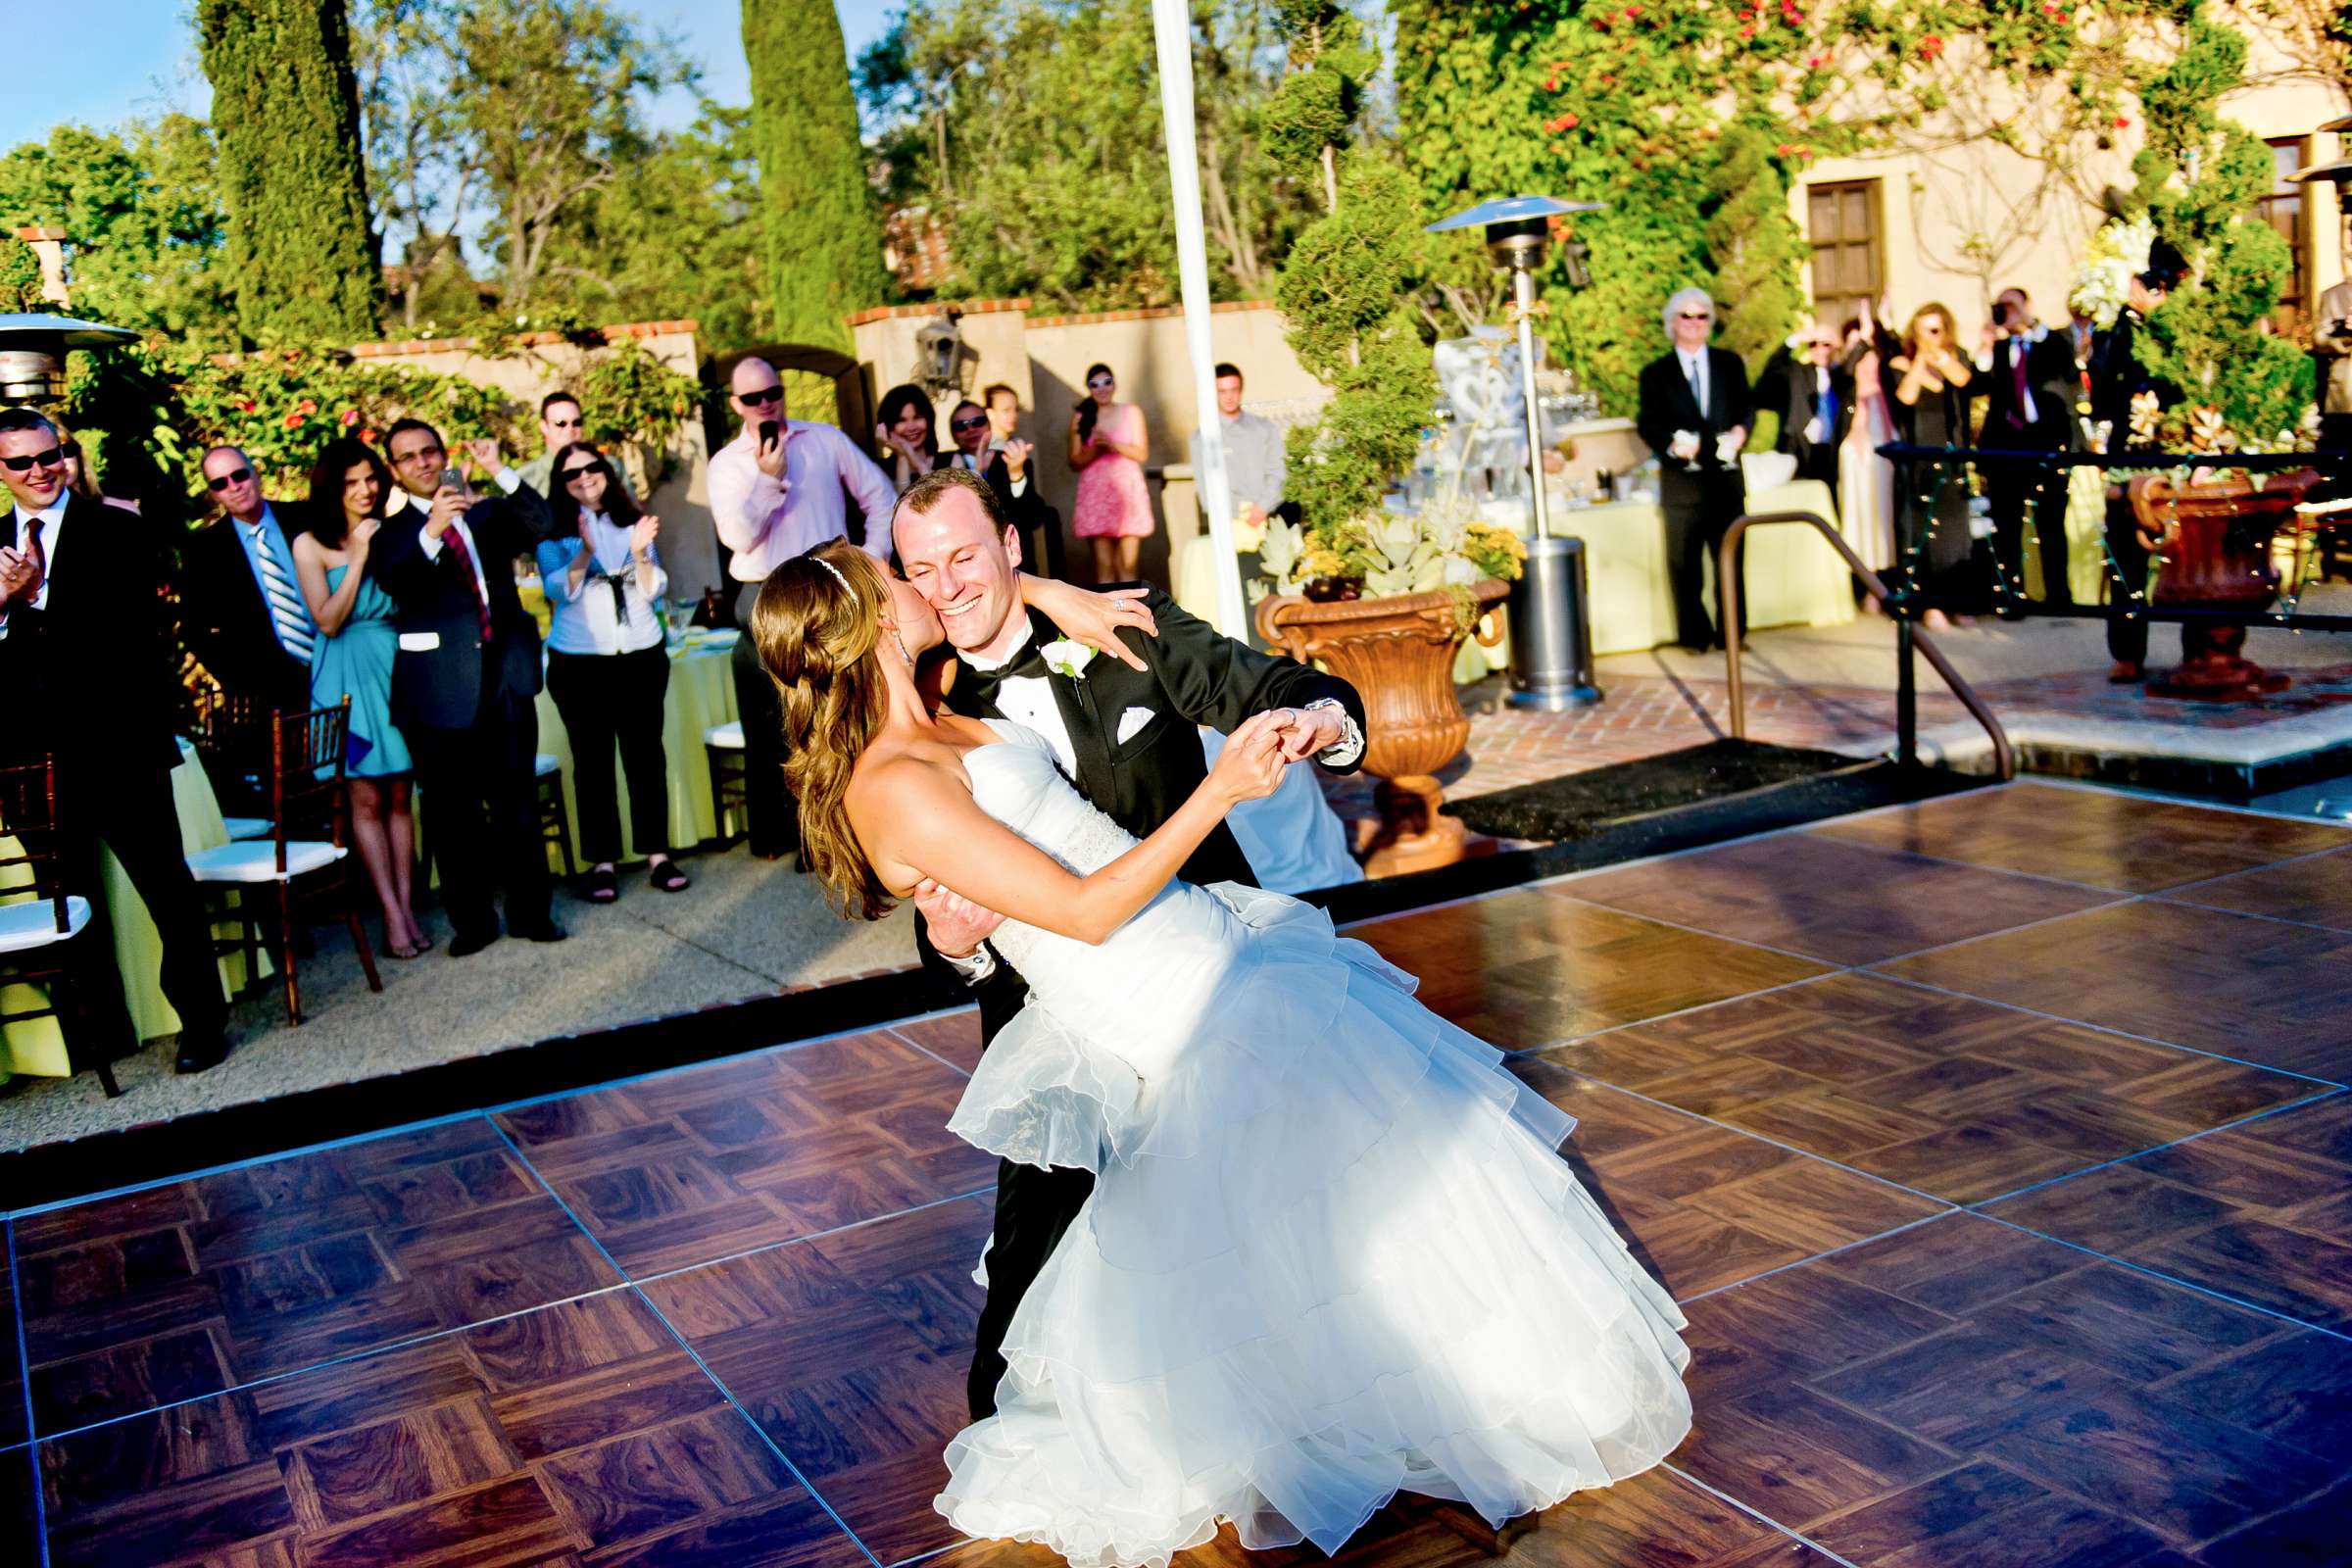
[0,312,136,406]
[1427,197,1604,710]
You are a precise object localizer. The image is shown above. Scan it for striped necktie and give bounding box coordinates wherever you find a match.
[248,520,316,663]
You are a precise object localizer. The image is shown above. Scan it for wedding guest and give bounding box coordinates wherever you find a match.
[876,383,944,494]
[1636,288,1752,651]
[1189,362,1293,527]
[373,418,562,955]
[0,407,231,1072]
[981,383,1065,576]
[514,391,638,506]
[946,396,1061,577]
[1757,329,1852,490]
[1838,302,1903,586]
[536,442,687,901]
[180,443,317,722]
[1890,301,1978,627]
[290,437,428,959]
[1068,362,1153,583]
[708,355,896,858]
[1979,285,2080,611]
[2091,240,2187,681]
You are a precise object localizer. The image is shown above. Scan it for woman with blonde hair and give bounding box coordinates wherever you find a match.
[754,540,1691,1568]
[1891,300,1979,626]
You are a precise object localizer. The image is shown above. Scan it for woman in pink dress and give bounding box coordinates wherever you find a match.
[1067,362,1152,581]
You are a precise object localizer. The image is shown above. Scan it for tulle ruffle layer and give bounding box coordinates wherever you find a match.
[936,887,1692,1568]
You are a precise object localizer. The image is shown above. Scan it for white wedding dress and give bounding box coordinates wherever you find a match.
[937,722,1691,1567]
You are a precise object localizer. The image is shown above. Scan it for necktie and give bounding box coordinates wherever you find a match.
[2008,342,2031,430]
[1685,357,1706,419]
[1817,371,1838,442]
[442,522,495,644]
[249,522,316,662]
[956,643,1051,713]
[24,516,45,598]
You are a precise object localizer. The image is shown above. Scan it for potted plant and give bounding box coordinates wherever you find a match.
[1251,6,1523,874]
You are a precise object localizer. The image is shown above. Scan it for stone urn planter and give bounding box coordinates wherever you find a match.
[1256,577,1511,875]
[2128,468,2317,700]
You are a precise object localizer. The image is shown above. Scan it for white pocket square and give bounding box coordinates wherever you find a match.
[397,631,441,653]
[1115,706,1156,745]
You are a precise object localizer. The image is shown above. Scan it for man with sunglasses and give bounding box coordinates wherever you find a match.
[0,407,232,1073]
[1637,287,1754,652]
[178,446,318,727]
[708,356,896,858]
[513,392,638,508]
[370,417,563,955]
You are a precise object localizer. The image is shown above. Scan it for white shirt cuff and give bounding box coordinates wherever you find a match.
[1305,698,1364,768]
[1009,473,1029,497]
[419,529,444,561]
[943,944,999,985]
[496,466,523,494]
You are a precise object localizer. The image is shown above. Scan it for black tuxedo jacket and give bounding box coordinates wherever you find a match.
[1757,349,1855,472]
[1980,329,2080,451]
[371,485,553,731]
[924,585,1366,1030]
[0,494,183,782]
[178,511,315,714]
[1638,346,1754,492]
[2088,314,2170,450]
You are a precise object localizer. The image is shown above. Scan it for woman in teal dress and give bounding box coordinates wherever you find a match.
[291,436,430,959]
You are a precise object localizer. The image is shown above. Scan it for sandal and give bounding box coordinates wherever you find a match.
[383,938,427,960]
[649,859,690,893]
[587,865,619,903]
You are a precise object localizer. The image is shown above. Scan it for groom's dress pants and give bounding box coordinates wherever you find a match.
[969,1161,1096,1418]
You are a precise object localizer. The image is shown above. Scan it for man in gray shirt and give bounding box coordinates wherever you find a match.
[1190,362,1291,529]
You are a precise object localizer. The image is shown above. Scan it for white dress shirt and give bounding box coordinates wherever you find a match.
[1678,348,1709,418]
[539,513,668,656]
[707,420,897,582]
[961,620,1077,778]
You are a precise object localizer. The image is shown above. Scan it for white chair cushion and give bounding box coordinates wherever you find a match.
[705,721,745,750]
[186,840,349,883]
[220,816,275,842]
[534,753,562,778]
[0,896,91,954]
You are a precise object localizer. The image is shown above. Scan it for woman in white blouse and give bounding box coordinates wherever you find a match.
[536,444,690,901]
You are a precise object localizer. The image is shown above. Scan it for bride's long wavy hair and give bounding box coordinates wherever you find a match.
[751,540,897,920]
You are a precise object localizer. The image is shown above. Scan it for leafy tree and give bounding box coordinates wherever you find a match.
[195,0,383,342]
[0,119,233,340]
[745,0,880,347]
[0,236,42,314]
[1704,126,1807,379]
[356,0,481,330]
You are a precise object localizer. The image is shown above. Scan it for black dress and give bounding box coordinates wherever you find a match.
[1893,372,1980,606]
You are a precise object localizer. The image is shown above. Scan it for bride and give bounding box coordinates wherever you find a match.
[754,540,1691,1568]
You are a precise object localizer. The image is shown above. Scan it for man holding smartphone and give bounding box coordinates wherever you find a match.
[1978,286,2080,611]
[707,357,897,858]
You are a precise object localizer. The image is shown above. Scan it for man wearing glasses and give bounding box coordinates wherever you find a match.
[513,391,637,508]
[0,407,233,1073]
[708,356,897,858]
[1637,287,1753,652]
[370,418,562,956]
[178,445,318,723]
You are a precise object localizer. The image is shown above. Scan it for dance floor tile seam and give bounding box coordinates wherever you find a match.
[1657,1462,1869,1568]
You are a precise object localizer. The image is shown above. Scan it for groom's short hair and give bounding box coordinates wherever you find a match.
[895,466,1011,536]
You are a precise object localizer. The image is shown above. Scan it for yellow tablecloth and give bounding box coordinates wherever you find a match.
[530,633,744,864]
[2,740,268,1080]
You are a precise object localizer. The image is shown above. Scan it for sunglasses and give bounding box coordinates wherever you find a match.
[736,386,784,408]
[1,446,65,473]
[1087,376,1114,389]
[561,465,603,482]
[950,415,990,433]
[205,466,255,491]
[1678,312,1713,321]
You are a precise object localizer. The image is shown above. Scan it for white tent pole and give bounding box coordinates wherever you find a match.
[1151,0,1248,638]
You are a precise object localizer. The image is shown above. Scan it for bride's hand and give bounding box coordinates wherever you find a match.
[1022,573,1157,670]
[1208,711,1287,806]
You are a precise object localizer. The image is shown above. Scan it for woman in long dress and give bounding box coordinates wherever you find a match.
[1891,302,1980,628]
[753,541,1691,1568]
[1068,363,1153,584]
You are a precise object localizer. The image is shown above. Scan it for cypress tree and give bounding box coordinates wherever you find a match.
[744,0,883,350]
[195,0,382,343]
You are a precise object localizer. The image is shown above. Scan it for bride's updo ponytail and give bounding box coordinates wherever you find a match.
[751,540,896,919]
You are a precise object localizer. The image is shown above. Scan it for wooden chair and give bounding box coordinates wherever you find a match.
[705,721,747,845]
[0,758,121,1097]
[534,754,576,877]
[190,686,278,834]
[186,700,382,1026]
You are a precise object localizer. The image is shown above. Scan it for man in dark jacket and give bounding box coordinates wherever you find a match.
[1757,327,1854,490]
[1637,287,1754,650]
[2090,242,2186,680]
[1978,287,2082,610]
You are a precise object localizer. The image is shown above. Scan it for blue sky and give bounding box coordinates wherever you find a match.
[0,2,896,150]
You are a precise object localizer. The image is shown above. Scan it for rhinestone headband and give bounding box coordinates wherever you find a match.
[812,557,852,595]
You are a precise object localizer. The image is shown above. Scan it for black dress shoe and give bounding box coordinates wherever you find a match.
[175,1033,229,1074]
[511,920,568,944]
[448,928,501,958]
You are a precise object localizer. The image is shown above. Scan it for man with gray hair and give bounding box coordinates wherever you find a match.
[1636,287,1753,651]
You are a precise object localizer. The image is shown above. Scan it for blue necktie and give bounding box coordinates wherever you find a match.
[1817,374,1838,440]
[250,522,316,662]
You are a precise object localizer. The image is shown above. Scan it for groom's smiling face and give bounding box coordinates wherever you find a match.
[894,486,1024,657]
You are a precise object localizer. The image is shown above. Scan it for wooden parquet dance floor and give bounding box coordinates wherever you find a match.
[5,780,2348,1566]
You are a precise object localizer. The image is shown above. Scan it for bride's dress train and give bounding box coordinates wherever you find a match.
[936,722,1691,1567]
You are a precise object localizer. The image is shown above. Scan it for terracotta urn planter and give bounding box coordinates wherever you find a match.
[2128,468,2317,700]
[1256,577,1510,875]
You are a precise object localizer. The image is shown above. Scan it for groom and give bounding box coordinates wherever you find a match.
[893,467,1367,1418]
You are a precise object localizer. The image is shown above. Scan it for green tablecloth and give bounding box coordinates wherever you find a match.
[2,740,269,1079]
[530,633,744,865]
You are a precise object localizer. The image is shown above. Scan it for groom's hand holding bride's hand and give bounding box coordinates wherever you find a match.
[1266,705,1345,763]
[913,878,1004,960]
[1209,711,1288,805]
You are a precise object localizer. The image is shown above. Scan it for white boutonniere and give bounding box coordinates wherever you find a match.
[1039,639,1096,679]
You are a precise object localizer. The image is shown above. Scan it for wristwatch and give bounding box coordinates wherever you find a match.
[1303,697,1365,767]
[943,944,1000,986]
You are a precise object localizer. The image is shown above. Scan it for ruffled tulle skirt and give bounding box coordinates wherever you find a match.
[937,888,1692,1568]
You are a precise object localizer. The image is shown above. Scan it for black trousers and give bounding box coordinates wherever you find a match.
[547,646,671,862]
[53,762,227,1055]
[411,676,549,939]
[1985,429,2072,606]
[728,616,798,858]
[2102,494,2180,668]
[1661,470,1745,648]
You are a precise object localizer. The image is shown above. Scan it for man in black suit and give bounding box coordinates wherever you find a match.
[1637,288,1754,650]
[370,417,561,955]
[178,445,316,718]
[2089,243,2186,680]
[1756,327,1853,489]
[0,407,230,1073]
[1978,286,2081,611]
[893,467,1365,1420]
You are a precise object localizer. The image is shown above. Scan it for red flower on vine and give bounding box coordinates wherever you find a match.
[1918,33,1944,57]
[235,399,255,414]
[1546,113,1581,132]
[283,413,305,429]
[1739,24,1755,36]
[360,427,378,444]
[297,399,317,416]
[339,409,359,427]
[2115,115,2131,128]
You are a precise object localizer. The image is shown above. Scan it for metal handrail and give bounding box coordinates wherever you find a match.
[1718,511,2014,781]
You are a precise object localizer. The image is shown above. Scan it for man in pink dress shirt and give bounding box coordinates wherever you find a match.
[713,357,898,858]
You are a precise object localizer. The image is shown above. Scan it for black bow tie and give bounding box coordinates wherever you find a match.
[956,642,1052,710]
